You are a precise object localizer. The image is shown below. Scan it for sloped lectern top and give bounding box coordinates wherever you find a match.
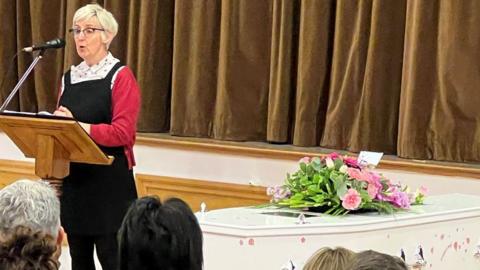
[0,112,113,180]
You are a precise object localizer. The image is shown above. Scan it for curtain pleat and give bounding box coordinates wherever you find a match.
[398,0,480,162]
[1,0,479,162]
[170,0,221,137]
[321,0,406,154]
[292,0,335,147]
[93,0,175,132]
[28,0,66,111]
[266,0,298,143]
[212,0,273,140]
[0,2,19,108]
[321,0,372,150]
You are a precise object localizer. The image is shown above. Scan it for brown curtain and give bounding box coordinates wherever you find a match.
[0,0,479,163]
[398,0,480,162]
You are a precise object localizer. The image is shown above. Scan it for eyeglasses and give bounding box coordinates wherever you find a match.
[68,27,105,37]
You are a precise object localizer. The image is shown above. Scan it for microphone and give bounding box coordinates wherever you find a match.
[22,38,65,52]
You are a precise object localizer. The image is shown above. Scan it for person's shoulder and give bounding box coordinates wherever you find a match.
[116,65,137,80]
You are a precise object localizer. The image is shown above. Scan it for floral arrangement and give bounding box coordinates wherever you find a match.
[267,153,427,216]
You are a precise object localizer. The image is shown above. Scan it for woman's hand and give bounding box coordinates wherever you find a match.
[54,106,91,134]
[53,106,73,118]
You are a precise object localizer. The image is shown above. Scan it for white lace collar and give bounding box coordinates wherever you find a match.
[70,52,120,84]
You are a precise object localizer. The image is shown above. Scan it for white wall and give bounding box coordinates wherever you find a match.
[0,132,31,161]
[2,132,480,196]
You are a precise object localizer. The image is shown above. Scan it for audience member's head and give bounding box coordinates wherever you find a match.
[0,179,62,240]
[0,179,63,269]
[346,250,408,270]
[303,246,355,270]
[0,225,59,270]
[118,196,203,270]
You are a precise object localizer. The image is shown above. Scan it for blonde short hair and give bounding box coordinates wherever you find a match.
[304,247,356,270]
[73,3,118,46]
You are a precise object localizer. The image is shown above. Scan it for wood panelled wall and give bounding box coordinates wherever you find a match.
[0,159,269,211]
[135,174,269,212]
[0,159,38,188]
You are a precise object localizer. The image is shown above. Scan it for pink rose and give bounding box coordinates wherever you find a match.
[342,189,362,210]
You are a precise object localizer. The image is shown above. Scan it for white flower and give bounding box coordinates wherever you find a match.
[339,164,348,173]
[326,157,334,169]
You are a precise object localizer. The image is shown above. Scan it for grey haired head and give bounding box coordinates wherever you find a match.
[0,179,60,238]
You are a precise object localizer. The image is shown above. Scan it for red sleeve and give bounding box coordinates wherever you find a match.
[90,67,140,147]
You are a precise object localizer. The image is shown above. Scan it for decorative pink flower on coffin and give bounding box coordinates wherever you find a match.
[268,153,427,215]
[381,186,410,209]
[267,186,291,202]
[367,182,381,199]
[418,186,428,196]
[391,191,410,209]
[344,157,360,168]
[342,189,362,210]
[365,171,381,182]
[298,157,311,164]
[347,168,364,180]
[327,152,341,160]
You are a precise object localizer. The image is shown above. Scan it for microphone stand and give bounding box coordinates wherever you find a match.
[0,49,46,112]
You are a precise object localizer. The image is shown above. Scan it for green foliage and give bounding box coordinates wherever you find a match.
[279,159,347,211]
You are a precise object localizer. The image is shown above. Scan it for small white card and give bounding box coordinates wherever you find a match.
[358,151,383,166]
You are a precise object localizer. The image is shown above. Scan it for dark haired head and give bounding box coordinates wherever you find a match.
[118,196,203,270]
[346,250,408,270]
[0,225,60,270]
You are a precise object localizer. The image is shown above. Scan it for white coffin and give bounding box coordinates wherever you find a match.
[197,194,480,270]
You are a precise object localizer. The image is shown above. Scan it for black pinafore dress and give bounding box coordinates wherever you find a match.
[59,62,137,235]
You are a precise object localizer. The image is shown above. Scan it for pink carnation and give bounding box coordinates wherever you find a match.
[344,157,360,168]
[391,191,410,209]
[365,172,381,182]
[327,152,341,160]
[379,186,410,209]
[342,189,362,210]
[367,182,381,199]
[363,172,382,198]
[347,168,364,181]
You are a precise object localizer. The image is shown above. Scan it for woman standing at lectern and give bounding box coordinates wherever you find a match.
[53,4,140,270]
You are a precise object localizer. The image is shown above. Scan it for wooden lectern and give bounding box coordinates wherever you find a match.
[0,112,113,191]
